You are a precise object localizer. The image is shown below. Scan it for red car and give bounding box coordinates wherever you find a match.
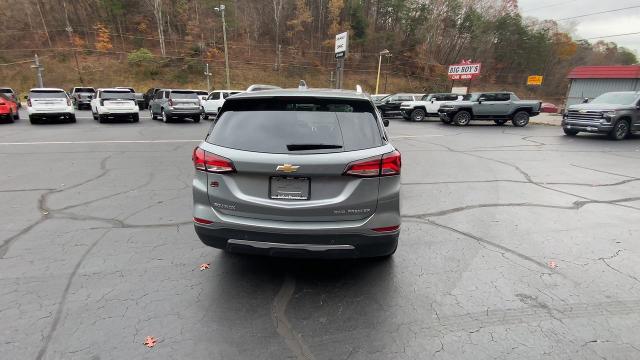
[541,102,559,113]
[0,93,19,122]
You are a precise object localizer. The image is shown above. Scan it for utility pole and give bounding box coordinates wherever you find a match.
[31,54,44,88]
[215,5,231,89]
[205,63,212,92]
[63,0,83,85]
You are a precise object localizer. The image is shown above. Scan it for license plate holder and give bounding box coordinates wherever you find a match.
[269,177,310,200]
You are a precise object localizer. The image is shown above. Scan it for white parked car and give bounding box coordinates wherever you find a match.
[90,88,140,123]
[26,88,75,124]
[201,90,243,119]
[192,90,209,105]
[400,93,463,122]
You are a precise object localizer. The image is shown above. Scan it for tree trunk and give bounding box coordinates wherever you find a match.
[35,0,52,48]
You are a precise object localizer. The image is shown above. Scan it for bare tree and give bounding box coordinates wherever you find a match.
[35,0,52,48]
[272,0,284,70]
[145,0,166,56]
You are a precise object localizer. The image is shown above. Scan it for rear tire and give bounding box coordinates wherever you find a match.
[161,109,168,123]
[98,114,105,123]
[132,114,139,123]
[69,115,76,123]
[563,128,579,136]
[512,111,530,127]
[29,115,38,125]
[193,116,200,123]
[411,109,426,122]
[150,109,157,120]
[494,119,508,126]
[440,118,452,124]
[13,111,19,120]
[453,111,471,126]
[608,119,630,140]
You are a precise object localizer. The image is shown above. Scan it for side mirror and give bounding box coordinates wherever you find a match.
[23,95,28,100]
[430,99,435,103]
[383,119,390,127]
[582,97,589,103]
[88,95,93,99]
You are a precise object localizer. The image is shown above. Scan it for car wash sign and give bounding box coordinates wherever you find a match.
[448,60,481,80]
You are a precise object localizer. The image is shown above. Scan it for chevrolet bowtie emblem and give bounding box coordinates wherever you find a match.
[276,164,299,173]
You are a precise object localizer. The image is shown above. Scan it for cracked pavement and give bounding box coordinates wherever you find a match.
[1,111,640,359]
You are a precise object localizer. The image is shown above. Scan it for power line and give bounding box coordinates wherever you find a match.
[575,31,640,41]
[555,5,640,21]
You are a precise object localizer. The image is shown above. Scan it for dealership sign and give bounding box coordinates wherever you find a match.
[527,75,543,85]
[448,60,481,80]
[334,32,348,59]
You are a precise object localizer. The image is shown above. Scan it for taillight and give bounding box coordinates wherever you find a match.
[0,101,5,106]
[381,150,401,176]
[192,147,235,173]
[67,98,71,106]
[27,99,32,107]
[168,99,174,107]
[344,150,401,177]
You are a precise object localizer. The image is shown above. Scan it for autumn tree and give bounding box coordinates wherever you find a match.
[94,23,113,52]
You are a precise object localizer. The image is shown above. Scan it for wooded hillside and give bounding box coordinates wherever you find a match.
[1,0,636,101]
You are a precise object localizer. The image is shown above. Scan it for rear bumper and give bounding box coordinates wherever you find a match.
[166,108,202,117]
[29,112,74,119]
[194,224,398,258]
[562,119,612,133]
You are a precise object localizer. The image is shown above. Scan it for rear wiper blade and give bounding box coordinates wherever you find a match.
[286,144,343,151]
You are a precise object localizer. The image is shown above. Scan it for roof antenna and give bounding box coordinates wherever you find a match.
[356,84,363,93]
[298,80,308,90]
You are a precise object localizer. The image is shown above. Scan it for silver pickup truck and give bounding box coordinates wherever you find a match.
[438,92,541,127]
[562,91,640,140]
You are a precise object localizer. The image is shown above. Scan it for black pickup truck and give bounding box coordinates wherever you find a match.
[562,91,640,140]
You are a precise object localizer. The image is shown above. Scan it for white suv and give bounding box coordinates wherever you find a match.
[26,88,75,124]
[201,90,242,119]
[91,88,140,123]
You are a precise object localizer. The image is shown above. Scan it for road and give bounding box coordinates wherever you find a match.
[1,110,640,359]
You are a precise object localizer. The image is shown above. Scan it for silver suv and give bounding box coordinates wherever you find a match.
[192,89,401,258]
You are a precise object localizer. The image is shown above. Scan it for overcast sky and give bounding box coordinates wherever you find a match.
[518,0,640,54]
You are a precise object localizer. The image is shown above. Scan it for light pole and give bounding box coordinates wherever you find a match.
[375,49,390,95]
[214,5,231,89]
[204,63,212,92]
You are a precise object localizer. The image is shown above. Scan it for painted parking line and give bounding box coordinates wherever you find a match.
[0,139,202,145]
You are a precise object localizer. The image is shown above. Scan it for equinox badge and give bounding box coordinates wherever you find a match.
[276,164,299,173]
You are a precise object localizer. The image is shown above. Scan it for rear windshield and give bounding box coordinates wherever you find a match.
[75,87,95,93]
[207,97,383,154]
[29,90,66,99]
[194,91,208,95]
[101,91,135,100]
[0,89,13,94]
[170,91,198,99]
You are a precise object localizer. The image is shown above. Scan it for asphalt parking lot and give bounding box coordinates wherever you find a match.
[1,109,640,359]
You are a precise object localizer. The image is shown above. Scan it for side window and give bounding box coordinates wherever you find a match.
[397,95,412,102]
[445,94,459,101]
[222,92,231,99]
[164,91,170,99]
[480,93,495,101]
[388,95,398,102]
[495,93,511,101]
[212,92,221,100]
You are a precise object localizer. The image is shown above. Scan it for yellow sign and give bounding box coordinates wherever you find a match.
[527,75,543,86]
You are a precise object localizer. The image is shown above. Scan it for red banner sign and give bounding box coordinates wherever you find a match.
[448,61,481,80]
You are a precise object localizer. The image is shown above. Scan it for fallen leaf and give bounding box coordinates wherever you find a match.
[200,263,210,271]
[41,210,49,215]
[548,260,558,269]
[144,336,157,348]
